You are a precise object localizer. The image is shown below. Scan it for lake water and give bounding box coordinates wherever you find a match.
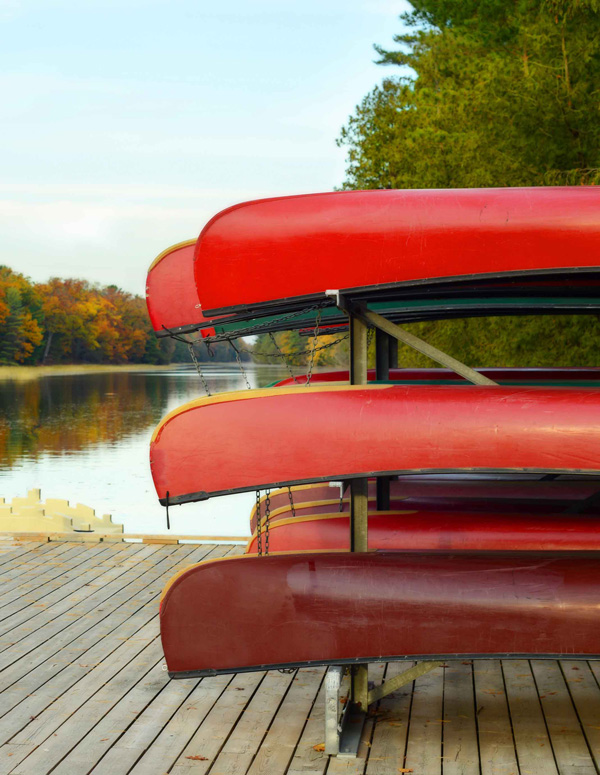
[0,364,289,538]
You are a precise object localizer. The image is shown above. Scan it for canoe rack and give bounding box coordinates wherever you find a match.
[323,296,498,756]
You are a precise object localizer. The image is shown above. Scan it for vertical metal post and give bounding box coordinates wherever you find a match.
[375,328,390,381]
[349,315,369,711]
[389,334,398,369]
[375,329,391,511]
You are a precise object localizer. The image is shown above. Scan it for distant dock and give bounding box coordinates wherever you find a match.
[0,537,599,774]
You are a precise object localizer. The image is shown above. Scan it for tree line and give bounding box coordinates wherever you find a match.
[0,266,244,366]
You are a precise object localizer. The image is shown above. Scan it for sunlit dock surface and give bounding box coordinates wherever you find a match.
[0,539,599,775]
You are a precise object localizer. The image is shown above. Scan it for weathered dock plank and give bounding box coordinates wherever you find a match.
[0,540,597,775]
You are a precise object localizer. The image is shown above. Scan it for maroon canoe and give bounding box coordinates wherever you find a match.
[245,510,600,554]
[250,480,600,533]
[160,551,600,676]
[272,367,600,387]
[150,385,600,505]
[193,188,600,315]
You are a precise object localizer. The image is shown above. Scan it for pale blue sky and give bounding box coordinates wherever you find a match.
[1,0,410,294]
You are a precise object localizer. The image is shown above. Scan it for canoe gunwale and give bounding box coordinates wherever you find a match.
[202,266,600,319]
[159,467,600,506]
[169,651,600,679]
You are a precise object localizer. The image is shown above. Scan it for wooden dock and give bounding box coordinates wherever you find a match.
[0,539,599,775]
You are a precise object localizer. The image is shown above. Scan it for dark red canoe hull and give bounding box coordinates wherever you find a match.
[193,188,600,315]
[272,367,600,387]
[150,385,600,504]
[246,511,600,554]
[160,551,600,676]
[250,480,600,532]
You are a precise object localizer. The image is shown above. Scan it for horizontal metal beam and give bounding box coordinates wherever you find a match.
[357,305,498,387]
[368,661,442,705]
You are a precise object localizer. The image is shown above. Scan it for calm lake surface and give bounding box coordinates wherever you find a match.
[0,365,289,538]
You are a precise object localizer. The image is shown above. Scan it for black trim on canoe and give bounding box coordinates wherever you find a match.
[158,468,600,507]
[202,267,600,318]
[169,651,600,679]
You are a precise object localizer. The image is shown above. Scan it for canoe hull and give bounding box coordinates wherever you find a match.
[150,385,600,504]
[146,241,218,337]
[246,511,600,553]
[250,480,600,532]
[194,188,600,315]
[160,551,600,676]
[271,367,600,387]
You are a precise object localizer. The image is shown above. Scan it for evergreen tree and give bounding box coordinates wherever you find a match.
[338,0,600,189]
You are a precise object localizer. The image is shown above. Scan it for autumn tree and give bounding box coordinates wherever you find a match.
[0,267,43,364]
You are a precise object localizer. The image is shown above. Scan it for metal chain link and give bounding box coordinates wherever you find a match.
[305,309,322,387]
[287,486,296,518]
[269,332,298,383]
[249,333,348,362]
[202,302,329,343]
[256,490,262,556]
[228,340,252,389]
[188,342,211,396]
[264,489,271,555]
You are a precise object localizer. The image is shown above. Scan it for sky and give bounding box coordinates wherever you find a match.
[1,0,410,295]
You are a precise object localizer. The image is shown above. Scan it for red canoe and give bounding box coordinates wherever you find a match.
[245,510,600,554]
[193,188,600,315]
[160,551,600,676]
[146,240,221,337]
[150,385,600,505]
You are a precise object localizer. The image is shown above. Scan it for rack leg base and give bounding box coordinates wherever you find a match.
[337,702,367,758]
[325,666,367,758]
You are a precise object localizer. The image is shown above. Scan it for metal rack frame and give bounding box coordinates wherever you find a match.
[325,296,498,757]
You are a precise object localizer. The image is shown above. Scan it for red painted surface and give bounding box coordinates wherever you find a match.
[273,367,600,387]
[193,188,600,314]
[150,386,600,504]
[246,511,600,553]
[250,480,600,532]
[160,551,600,675]
[146,242,218,336]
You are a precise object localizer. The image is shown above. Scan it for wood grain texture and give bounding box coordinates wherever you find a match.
[0,542,597,775]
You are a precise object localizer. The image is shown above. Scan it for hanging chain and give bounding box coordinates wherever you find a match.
[269,333,298,383]
[287,486,296,518]
[256,491,262,556]
[367,325,374,355]
[264,489,271,555]
[305,309,322,387]
[188,342,211,396]
[250,334,348,363]
[228,340,252,389]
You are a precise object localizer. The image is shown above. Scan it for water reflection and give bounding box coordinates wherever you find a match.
[0,365,287,536]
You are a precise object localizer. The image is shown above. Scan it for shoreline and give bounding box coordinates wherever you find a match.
[0,363,198,381]
[0,361,283,381]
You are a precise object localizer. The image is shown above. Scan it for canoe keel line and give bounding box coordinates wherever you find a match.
[161,551,600,677]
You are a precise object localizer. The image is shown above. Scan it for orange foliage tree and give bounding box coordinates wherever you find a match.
[0,267,44,363]
[0,266,175,366]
